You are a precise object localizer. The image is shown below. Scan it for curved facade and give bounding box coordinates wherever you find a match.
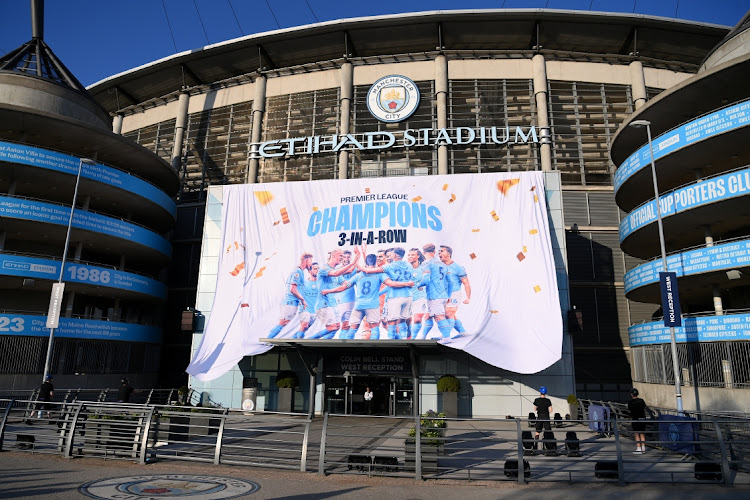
[0,37,178,389]
[611,14,750,411]
[88,9,737,414]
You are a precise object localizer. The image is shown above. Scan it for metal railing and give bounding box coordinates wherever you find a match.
[1,398,747,486]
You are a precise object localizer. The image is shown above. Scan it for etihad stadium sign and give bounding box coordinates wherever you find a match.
[253,73,539,159]
[255,125,539,159]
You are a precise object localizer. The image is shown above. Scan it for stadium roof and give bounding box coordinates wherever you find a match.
[87,9,730,114]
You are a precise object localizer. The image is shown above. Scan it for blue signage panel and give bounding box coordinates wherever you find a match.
[0,141,175,218]
[624,239,750,293]
[659,272,682,327]
[615,99,750,193]
[0,196,171,257]
[620,168,750,241]
[0,314,161,343]
[0,254,167,299]
[629,313,750,346]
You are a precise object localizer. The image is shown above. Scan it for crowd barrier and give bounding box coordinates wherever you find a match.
[0,398,747,486]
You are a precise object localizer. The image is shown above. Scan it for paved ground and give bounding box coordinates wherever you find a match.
[2,451,750,500]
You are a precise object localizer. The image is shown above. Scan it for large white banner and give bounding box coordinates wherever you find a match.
[187,172,562,381]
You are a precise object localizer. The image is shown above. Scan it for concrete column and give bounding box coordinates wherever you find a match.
[0,232,5,251]
[435,55,449,175]
[629,60,647,110]
[112,114,124,135]
[532,54,552,172]
[338,63,353,180]
[703,225,724,315]
[248,75,267,184]
[73,242,83,262]
[8,180,17,195]
[63,293,75,318]
[704,226,714,247]
[80,195,91,211]
[713,285,724,315]
[171,91,191,173]
[119,254,127,271]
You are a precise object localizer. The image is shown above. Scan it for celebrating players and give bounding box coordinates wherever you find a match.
[439,245,471,340]
[308,248,359,339]
[267,252,313,339]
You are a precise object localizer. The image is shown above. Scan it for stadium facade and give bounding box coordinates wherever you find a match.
[611,11,750,412]
[0,4,178,389]
[84,9,748,415]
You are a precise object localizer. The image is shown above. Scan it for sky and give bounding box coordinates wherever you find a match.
[0,0,748,88]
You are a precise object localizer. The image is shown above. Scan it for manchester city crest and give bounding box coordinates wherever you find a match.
[366,75,420,123]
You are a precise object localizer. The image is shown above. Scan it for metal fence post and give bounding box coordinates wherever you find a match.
[301,419,311,472]
[415,414,422,481]
[516,418,525,485]
[713,420,733,486]
[138,406,157,464]
[213,409,229,466]
[63,402,85,458]
[317,412,329,476]
[612,415,626,486]
[145,389,154,405]
[0,399,15,452]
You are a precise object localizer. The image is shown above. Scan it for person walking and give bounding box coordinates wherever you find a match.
[533,386,552,444]
[628,388,648,454]
[37,375,54,419]
[364,386,374,415]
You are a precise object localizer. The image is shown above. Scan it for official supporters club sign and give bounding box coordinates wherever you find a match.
[187,172,562,380]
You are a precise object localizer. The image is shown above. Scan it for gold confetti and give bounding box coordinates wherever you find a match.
[442,183,449,191]
[534,285,541,293]
[230,262,245,276]
[264,251,278,261]
[273,220,280,226]
[529,229,538,235]
[490,310,499,314]
[523,246,527,253]
[469,253,477,260]
[448,194,456,203]
[254,266,267,278]
[471,229,480,233]
[497,178,520,194]
[253,191,274,205]
[365,188,371,193]
[517,252,526,262]
[490,210,499,221]
[280,207,290,224]
[312,206,318,212]
[534,195,539,203]
[412,196,423,202]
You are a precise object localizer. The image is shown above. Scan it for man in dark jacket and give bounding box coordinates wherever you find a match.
[38,376,54,419]
[118,379,135,403]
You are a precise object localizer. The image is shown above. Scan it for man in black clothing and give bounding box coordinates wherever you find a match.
[38,376,54,419]
[533,386,552,441]
[118,379,135,403]
[627,388,648,454]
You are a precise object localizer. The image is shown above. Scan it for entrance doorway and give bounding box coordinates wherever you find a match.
[325,375,414,416]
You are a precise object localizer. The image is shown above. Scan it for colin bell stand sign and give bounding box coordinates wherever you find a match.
[187,172,562,381]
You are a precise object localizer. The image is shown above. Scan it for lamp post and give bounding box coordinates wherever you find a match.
[42,157,96,383]
[628,119,684,414]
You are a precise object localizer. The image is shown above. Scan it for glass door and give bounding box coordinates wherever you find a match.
[326,376,346,414]
[393,377,414,416]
